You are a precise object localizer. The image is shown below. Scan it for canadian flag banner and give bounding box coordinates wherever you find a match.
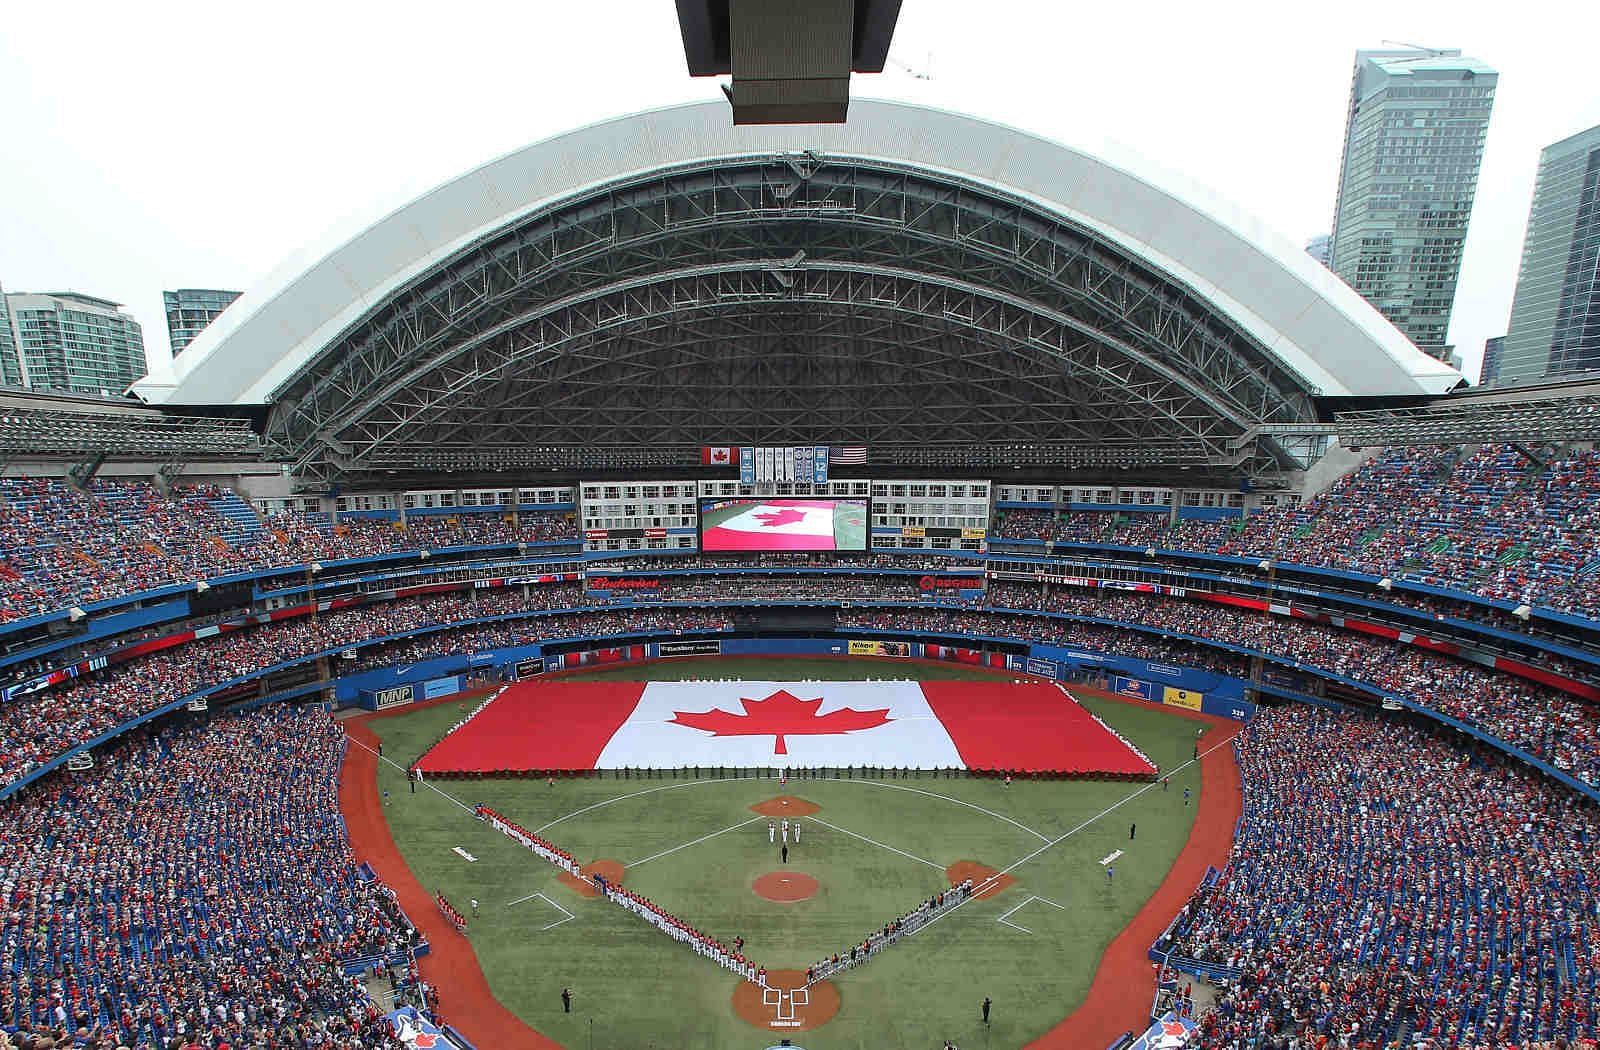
[415,680,1157,775]
[701,446,734,465]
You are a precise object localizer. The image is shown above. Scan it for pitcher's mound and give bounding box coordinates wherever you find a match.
[750,795,820,817]
[732,969,840,1031]
[753,871,819,903]
[947,860,1015,899]
[559,859,626,898]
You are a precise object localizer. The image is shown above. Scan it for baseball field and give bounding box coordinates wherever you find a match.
[349,658,1226,1049]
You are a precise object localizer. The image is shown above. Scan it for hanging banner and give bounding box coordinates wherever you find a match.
[740,447,756,485]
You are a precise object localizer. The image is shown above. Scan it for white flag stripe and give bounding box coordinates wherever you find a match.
[714,504,835,536]
[594,681,963,768]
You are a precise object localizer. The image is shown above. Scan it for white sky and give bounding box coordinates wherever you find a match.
[1,0,1595,387]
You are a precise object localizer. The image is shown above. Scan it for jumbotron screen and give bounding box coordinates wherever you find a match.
[699,497,868,552]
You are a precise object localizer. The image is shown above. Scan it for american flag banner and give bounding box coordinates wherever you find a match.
[830,445,867,465]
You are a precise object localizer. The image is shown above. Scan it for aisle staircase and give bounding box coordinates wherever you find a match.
[203,491,265,546]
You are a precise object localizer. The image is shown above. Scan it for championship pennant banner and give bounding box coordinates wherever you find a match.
[740,446,830,485]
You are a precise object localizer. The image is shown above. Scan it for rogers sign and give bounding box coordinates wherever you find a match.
[918,575,983,591]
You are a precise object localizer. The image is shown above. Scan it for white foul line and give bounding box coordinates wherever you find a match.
[506,891,576,931]
[347,734,479,816]
[905,727,1241,941]
[995,894,1065,934]
[534,776,763,835]
[628,816,765,867]
[808,816,945,871]
[845,779,1050,842]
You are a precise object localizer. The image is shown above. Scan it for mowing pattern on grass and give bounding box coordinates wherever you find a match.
[355,657,1237,1050]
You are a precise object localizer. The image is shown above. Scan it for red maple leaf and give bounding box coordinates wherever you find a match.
[668,689,892,754]
[753,508,807,528]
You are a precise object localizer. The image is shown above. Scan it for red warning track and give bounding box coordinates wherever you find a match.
[1025,690,1243,1049]
[338,706,563,1050]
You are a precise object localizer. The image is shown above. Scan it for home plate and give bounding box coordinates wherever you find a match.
[1099,850,1123,867]
[454,847,478,863]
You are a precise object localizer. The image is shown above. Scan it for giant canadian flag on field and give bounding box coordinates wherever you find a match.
[415,680,1156,775]
[701,499,845,551]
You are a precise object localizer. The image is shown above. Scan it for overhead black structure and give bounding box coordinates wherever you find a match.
[676,0,903,122]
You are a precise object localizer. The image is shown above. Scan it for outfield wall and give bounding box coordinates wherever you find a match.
[14,620,1600,805]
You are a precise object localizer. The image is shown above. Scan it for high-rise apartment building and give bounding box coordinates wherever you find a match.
[163,288,241,356]
[1329,48,1497,360]
[1305,233,1332,267]
[2,290,147,395]
[1498,124,1600,383]
[1480,335,1505,385]
[0,282,23,387]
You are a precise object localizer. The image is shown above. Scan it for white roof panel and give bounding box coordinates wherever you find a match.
[132,100,1462,406]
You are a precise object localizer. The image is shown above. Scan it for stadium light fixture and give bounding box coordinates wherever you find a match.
[419,550,431,560]
[1257,560,1272,571]
[310,562,323,574]
[68,606,87,621]
[1378,578,1392,591]
[1513,604,1533,621]
[195,580,210,593]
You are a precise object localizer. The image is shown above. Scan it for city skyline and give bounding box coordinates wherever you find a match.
[2,1,1597,386]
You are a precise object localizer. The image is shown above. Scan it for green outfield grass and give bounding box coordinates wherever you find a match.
[366,659,1204,1049]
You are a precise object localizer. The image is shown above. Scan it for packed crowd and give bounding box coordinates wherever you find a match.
[985,583,1600,788]
[0,587,571,788]
[992,444,1600,621]
[0,704,418,1049]
[832,608,1252,679]
[594,575,935,603]
[0,477,577,622]
[345,608,733,676]
[1163,705,1600,1048]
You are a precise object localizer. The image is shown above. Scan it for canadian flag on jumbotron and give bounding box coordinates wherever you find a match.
[701,446,734,465]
